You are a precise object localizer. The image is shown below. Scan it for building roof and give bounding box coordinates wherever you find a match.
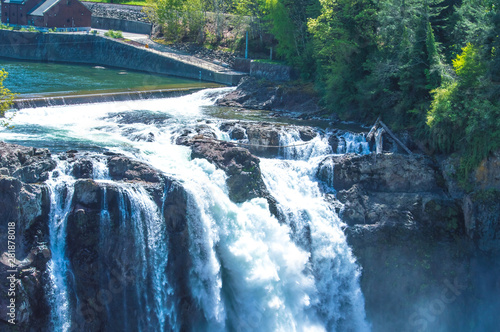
[4,0,26,4]
[29,0,61,17]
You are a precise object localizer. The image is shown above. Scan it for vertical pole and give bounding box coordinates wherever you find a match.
[245,31,248,59]
[270,47,272,60]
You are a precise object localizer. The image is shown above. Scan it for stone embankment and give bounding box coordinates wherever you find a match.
[83,1,150,23]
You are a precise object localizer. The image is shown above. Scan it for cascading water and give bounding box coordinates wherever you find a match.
[45,160,76,332]
[261,132,371,332]
[112,184,174,332]
[1,88,372,331]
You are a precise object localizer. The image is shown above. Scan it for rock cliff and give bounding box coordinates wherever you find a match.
[317,151,500,331]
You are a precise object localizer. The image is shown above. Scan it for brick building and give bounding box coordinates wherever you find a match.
[1,0,91,29]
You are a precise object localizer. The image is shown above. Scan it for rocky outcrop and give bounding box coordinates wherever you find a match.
[216,76,322,113]
[0,142,56,183]
[175,123,217,146]
[63,156,195,331]
[317,151,500,332]
[108,155,162,183]
[191,140,266,202]
[463,190,500,253]
[0,142,52,329]
[318,153,443,193]
[317,153,454,229]
[0,142,197,331]
[472,150,500,190]
[190,139,279,217]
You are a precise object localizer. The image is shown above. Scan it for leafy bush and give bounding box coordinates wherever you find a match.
[104,30,123,39]
[0,24,14,31]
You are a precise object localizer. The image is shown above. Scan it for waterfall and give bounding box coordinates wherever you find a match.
[45,160,76,332]
[261,158,369,332]
[2,88,372,331]
[183,159,325,331]
[336,132,371,155]
[113,184,174,332]
[278,128,332,160]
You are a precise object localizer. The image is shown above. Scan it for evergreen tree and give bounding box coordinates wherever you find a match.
[308,0,378,119]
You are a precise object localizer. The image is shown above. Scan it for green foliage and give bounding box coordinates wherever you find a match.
[263,0,319,76]
[0,24,14,30]
[145,0,205,42]
[427,42,500,186]
[0,69,16,127]
[84,0,147,5]
[452,43,486,86]
[308,0,377,119]
[104,30,124,38]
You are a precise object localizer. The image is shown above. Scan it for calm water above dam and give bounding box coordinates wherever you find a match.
[0,58,219,96]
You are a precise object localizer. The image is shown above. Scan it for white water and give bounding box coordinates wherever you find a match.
[1,88,371,331]
[45,160,76,332]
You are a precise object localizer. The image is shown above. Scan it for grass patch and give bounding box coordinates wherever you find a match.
[104,30,124,39]
[252,59,286,65]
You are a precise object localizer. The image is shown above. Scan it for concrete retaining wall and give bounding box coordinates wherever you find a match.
[250,61,291,81]
[233,58,251,73]
[91,16,152,35]
[0,30,243,85]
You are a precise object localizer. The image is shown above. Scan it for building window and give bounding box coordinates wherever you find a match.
[67,19,70,23]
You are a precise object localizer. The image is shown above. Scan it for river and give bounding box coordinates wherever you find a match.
[0,59,372,331]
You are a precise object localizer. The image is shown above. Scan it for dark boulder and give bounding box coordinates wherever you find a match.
[175,124,217,146]
[0,142,56,183]
[229,126,246,140]
[463,190,500,253]
[108,155,161,183]
[318,153,443,193]
[72,158,94,179]
[191,140,268,203]
[190,140,279,217]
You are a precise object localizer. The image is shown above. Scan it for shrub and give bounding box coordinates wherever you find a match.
[104,30,123,39]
